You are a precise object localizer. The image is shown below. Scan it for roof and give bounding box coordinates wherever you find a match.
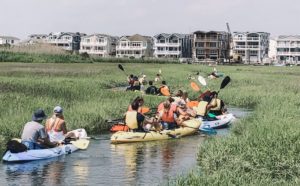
[118,34,152,42]
[82,33,118,39]
[154,33,190,39]
[277,35,300,41]
[193,30,228,35]
[233,32,270,36]
[0,36,20,40]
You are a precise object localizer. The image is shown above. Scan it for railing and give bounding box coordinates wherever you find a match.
[81,42,108,46]
[277,52,300,55]
[155,51,180,54]
[116,46,147,50]
[155,43,180,46]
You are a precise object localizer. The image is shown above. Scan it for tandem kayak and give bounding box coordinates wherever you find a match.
[2,129,89,162]
[199,113,235,130]
[111,119,201,144]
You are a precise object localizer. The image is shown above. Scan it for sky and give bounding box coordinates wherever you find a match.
[0,0,299,39]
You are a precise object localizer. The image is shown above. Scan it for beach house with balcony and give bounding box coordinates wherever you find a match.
[232,32,270,63]
[79,34,117,57]
[116,34,153,58]
[192,31,230,62]
[0,36,20,45]
[275,35,300,65]
[46,32,85,51]
[153,33,192,59]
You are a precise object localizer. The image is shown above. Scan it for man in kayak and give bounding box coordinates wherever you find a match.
[125,101,158,132]
[21,109,59,150]
[158,81,170,96]
[145,81,158,95]
[45,106,75,143]
[156,101,177,130]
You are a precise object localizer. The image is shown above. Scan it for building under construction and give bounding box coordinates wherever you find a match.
[192,31,230,62]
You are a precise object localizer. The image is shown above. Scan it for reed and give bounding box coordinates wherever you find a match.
[0,62,299,185]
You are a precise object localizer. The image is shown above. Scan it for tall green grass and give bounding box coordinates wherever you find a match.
[0,62,299,185]
[0,51,180,64]
[173,66,300,185]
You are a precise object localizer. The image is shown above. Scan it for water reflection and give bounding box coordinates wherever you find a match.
[0,108,251,185]
[4,157,66,185]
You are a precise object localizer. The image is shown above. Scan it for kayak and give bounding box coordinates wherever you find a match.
[3,144,79,162]
[199,113,235,130]
[2,129,89,162]
[111,119,201,144]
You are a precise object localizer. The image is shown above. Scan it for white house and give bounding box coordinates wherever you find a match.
[268,38,277,60]
[0,36,20,45]
[116,34,153,58]
[153,33,192,59]
[79,34,117,57]
[275,35,300,65]
[232,32,270,63]
[46,32,85,51]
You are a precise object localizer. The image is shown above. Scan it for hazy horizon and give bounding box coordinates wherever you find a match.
[1,0,299,39]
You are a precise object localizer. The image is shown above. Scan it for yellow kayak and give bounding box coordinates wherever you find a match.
[110,119,201,144]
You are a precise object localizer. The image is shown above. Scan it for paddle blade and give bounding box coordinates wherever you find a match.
[71,139,90,150]
[161,87,170,96]
[141,106,150,114]
[190,82,200,91]
[118,64,124,71]
[187,101,199,108]
[198,76,207,86]
[220,76,231,89]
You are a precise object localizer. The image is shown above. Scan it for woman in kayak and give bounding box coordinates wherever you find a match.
[45,106,75,143]
[128,96,144,114]
[125,101,158,132]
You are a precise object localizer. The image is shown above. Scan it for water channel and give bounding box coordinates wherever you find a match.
[0,108,251,186]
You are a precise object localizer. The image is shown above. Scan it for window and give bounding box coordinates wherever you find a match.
[121,42,127,47]
[159,39,165,43]
[196,42,204,47]
[210,42,217,47]
[210,50,217,54]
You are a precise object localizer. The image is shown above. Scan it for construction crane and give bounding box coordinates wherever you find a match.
[226,22,233,63]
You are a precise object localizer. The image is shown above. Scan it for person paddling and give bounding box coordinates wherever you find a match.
[21,109,59,150]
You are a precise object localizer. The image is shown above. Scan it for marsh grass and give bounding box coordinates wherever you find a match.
[0,62,299,185]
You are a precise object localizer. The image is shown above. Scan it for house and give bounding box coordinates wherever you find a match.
[192,31,230,62]
[116,34,153,58]
[79,34,117,57]
[46,32,85,51]
[0,36,20,45]
[275,35,300,65]
[153,33,192,59]
[232,32,270,63]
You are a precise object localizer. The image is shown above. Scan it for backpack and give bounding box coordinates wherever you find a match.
[6,139,28,153]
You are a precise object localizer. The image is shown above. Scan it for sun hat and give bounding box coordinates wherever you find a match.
[53,106,63,114]
[32,109,47,121]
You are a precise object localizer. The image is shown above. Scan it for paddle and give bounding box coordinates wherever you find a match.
[197,75,207,86]
[218,76,231,93]
[70,139,90,150]
[190,82,200,92]
[118,64,128,76]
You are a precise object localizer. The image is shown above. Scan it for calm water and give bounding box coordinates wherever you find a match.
[0,108,251,186]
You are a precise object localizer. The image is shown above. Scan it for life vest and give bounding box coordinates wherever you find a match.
[45,115,65,133]
[157,102,177,113]
[160,86,170,96]
[194,101,208,116]
[210,99,221,111]
[160,109,175,123]
[125,111,138,129]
